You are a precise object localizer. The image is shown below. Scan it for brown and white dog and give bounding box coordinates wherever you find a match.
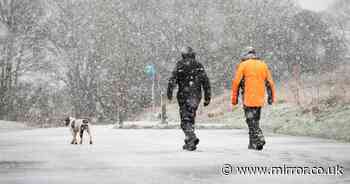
[65,117,93,144]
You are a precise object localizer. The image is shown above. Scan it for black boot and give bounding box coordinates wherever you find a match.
[248,131,265,150]
[181,118,199,151]
[248,132,256,149]
[248,139,262,150]
[245,107,265,150]
[247,121,256,149]
[183,137,199,151]
[256,141,265,150]
[255,131,266,150]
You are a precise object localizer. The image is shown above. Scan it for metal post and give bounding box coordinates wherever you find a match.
[152,73,155,112]
[146,64,156,113]
[160,91,167,124]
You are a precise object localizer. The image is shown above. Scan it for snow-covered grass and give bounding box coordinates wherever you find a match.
[136,96,350,142]
[262,103,350,142]
[135,65,350,142]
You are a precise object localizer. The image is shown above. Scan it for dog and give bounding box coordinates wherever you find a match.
[65,117,93,144]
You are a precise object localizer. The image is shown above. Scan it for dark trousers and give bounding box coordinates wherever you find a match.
[178,97,200,140]
[244,106,265,145]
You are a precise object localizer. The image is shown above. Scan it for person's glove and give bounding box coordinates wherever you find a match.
[204,98,210,106]
[268,96,273,105]
[267,87,273,105]
[232,97,238,106]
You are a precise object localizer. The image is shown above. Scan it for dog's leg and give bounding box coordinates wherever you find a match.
[87,126,93,144]
[73,131,78,144]
[70,137,75,144]
[79,128,84,144]
[70,129,75,144]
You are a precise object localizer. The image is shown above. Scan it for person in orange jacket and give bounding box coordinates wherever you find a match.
[231,46,276,150]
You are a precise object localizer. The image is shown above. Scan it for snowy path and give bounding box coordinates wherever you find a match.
[0,125,349,184]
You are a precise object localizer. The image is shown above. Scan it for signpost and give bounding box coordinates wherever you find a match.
[145,64,156,112]
[145,64,167,124]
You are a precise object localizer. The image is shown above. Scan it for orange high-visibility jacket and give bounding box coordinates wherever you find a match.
[231,59,276,107]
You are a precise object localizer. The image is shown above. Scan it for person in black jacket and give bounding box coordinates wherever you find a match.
[167,46,211,151]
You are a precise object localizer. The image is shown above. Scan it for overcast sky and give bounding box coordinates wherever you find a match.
[297,0,335,11]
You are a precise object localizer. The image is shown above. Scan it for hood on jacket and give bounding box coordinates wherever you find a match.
[241,53,258,61]
[181,46,196,59]
[240,46,258,61]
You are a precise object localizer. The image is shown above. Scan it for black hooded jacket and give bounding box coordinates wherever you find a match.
[167,53,211,104]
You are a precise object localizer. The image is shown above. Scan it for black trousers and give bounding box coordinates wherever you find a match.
[178,97,200,140]
[244,106,265,145]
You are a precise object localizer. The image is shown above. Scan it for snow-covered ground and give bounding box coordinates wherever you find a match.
[0,124,349,184]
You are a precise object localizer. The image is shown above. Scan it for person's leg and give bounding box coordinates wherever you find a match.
[253,107,265,149]
[179,100,192,142]
[244,107,265,150]
[72,130,78,144]
[244,106,255,149]
[180,98,199,150]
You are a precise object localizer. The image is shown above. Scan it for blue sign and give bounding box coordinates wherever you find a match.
[145,64,156,78]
